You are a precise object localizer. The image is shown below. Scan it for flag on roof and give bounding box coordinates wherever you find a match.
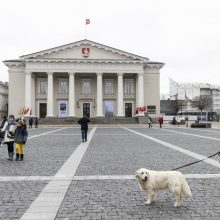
[86,19,90,25]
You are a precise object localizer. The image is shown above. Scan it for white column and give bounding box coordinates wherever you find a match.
[31,74,36,116]
[68,72,75,117]
[25,72,32,111]
[137,73,145,116]
[117,73,124,117]
[96,72,103,117]
[47,72,54,117]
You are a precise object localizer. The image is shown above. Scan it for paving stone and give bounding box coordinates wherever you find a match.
[0,181,48,220]
[0,128,81,176]
[55,179,220,219]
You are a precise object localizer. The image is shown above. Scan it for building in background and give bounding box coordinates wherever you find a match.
[0,81,8,119]
[3,39,164,119]
[168,78,220,120]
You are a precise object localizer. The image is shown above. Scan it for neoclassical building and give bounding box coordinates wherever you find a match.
[3,39,164,119]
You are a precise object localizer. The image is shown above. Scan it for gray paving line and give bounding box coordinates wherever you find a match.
[94,134,135,136]
[48,134,81,136]
[1,174,220,182]
[123,127,220,169]
[28,128,67,139]
[153,127,220,141]
[179,127,220,133]
[20,127,97,220]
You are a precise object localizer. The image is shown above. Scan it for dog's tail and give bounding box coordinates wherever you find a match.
[181,177,192,197]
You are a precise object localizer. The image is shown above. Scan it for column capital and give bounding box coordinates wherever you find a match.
[117,73,124,76]
[25,71,32,76]
[68,72,75,76]
[96,72,103,76]
[47,72,54,76]
[137,72,144,76]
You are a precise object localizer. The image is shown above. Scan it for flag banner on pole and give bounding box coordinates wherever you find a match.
[86,19,90,25]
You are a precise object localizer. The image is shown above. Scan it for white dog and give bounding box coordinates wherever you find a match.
[135,168,192,207]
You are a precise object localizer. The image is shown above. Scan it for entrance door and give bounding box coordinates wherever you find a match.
[125,103,132,117]
[83,103,90,117]
[104,100,114,118]
[39,103,47,118]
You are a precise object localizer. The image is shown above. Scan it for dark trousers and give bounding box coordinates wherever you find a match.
[29,124,32,129]
[81,129,88,141]
[148,123,152,128]
[6,141,14,153]
[159,123,162,128]
[35,124,38,128]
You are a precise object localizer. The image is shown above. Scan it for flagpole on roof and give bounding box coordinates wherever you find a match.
[85,18,90,39]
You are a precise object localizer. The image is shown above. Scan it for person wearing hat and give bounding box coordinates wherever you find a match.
[14,119,28,161]
[1,115,16,160]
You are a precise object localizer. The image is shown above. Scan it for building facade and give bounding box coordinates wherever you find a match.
[0,81,8,119]
[169,78,220,120]
[4,40,164,119]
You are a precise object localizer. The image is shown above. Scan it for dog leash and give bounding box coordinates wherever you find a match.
[172,150,220,171]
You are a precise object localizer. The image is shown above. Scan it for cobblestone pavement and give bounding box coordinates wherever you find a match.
[0,128,82,176]
[0,126,219,219]
[0,181,48,220]
[55,179,220,220]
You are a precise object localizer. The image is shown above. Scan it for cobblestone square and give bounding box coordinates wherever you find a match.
[0,125,219,219]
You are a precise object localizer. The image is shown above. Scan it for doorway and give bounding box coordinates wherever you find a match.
[125,103,132,117]
[104,100,114,118]
[39,103,47,118]
[83,103,90,117]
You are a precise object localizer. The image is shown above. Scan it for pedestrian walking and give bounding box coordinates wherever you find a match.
[14,119,28,161]
[148,117,152,128]
[0,116,7,147]
[158,116,163,128]
[78,114,90,143]
[29,117,33,129]
[1,115,16,160]
[176,116,181,127]
[35,117,39,128]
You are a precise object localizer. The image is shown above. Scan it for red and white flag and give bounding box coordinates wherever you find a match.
[86,19,90,25]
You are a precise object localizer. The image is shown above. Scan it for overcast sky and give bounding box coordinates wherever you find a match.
[0,0,220,94]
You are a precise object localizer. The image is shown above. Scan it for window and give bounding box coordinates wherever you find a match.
[124,80,134,95]
[40,81,47,94]
[59,81,68,94]
[82,80,91,95]
[104,80,113,94]
[147,105,156,114]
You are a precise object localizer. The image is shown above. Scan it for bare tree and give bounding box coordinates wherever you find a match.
[191,95,212,120]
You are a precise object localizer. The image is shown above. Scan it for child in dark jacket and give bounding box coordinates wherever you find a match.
[14,119,28,161]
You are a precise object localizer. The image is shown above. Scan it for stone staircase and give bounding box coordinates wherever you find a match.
[38,117,140,125]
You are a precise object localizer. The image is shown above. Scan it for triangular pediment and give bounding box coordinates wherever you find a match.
[20,39,149,62]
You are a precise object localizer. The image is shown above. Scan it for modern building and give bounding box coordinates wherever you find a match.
[3,39,164,119]
[0,81,8,119]
[169,78,220,120]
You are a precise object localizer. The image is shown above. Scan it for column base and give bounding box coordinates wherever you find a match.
[96,115,104,118]
[68,115,76,118]
[46,115,55,118]
[116,115,125,118]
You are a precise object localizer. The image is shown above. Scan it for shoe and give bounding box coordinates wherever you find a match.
[16,154,19,161]
[8,152,13,161]
[20,154,24,161]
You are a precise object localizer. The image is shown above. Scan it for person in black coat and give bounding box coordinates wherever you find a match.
[29,117,33,129]
[35,117,39,128]
[78,115,90,143]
